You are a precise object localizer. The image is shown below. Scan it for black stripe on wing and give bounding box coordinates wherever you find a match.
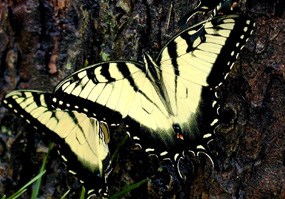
[207,15,255,85]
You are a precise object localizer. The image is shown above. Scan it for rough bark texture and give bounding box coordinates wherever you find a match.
[0,0,284,198]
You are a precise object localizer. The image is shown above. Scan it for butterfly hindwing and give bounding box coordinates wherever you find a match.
[2,90,111,197]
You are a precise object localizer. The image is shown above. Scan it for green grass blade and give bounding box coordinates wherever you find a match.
[31,142,53,199]
[80,187,86,199]
[109,178,148,199]
[6,170,46,199]
[111,134,128,162]
[60,190,70,199]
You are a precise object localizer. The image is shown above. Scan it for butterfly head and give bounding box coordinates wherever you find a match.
[173,124,185,141]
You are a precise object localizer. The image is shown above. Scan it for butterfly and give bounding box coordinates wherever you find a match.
[2,90,112,197]
[50,14,254,179]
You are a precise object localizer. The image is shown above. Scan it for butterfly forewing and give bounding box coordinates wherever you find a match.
[2,90,111,196]
[54,62,174,134]
[157,15,254,132]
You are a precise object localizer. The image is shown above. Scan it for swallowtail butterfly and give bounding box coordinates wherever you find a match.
[51,14,255,178]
